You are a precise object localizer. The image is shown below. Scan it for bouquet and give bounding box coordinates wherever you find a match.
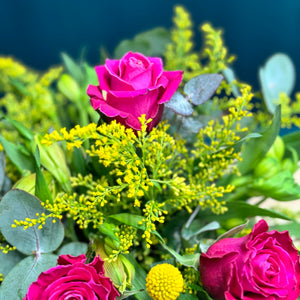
[0,6,300,300]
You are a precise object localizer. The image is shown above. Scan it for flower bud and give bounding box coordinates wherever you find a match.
[57,74,81,101]
[33,135,71,192]
[94,238,135,293]
[266,136,285,161]
[254,156,281,179]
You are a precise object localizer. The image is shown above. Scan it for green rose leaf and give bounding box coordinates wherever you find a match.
[0,189,64,255]
[184,74,223,105]
[165,91,194,116]
[252,170,300,201]
[259,53,295,114]
[0,253,57,300]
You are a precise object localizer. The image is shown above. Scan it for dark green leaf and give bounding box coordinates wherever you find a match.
[126,254,152,300]
[34,147,53,203]
[238,105,281,174]
[165,92,194,116]
[0,189,64,255]
[0,254,57,300]
[0,135,35,173]
[184,74,223,105]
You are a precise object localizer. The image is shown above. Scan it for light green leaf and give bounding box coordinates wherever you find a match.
[3,117,33,140]
[0,254,57,300]
[214,220,249,242]
[0,189,64,255]
[259,53,295,114]
[182,221,220,240]
[0,135,35,173]
[161,244,200,269]
[238,105,281,174]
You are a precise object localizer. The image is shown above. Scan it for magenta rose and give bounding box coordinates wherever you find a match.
[23,254,119,300]
[200,219,300,300]
[87,51,183,131]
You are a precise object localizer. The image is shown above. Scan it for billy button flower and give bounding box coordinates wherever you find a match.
[146,263,184,300]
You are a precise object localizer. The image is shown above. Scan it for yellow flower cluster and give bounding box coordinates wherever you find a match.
[201,23,235,74]
[146,263,184,300]
[12,212,62,230]
[164,6,201,82]
[0,244,16,254]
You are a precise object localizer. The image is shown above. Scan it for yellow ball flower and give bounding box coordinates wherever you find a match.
[146,263,184,300]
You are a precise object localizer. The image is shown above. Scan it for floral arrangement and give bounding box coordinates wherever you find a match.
[0,5,300,300]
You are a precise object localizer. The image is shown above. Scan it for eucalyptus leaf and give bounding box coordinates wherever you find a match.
[0,253,57,300]
[0,250,25,277]
[238,105,281,174]
[259,53,295,114]
[184,74,223,105]
[0,189,64,255]
[222,67,241,97]
[165,92,194,116]
[57,242,88,256]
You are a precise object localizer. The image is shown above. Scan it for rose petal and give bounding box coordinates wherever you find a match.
[57,254,86,266]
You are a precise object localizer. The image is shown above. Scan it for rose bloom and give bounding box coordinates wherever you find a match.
[200,219,300,300]
[23,254,119,300]
[87,51,183,131]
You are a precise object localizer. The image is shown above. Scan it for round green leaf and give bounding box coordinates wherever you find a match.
[0,250,25,277]
[57,242,88,256]
[259,53,296,114]
[165,92,194,116]
[0,253,57,300]
[0,189,64,255]
[184,74,223,105]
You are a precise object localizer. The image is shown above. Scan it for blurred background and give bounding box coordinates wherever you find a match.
[1,0,300,91]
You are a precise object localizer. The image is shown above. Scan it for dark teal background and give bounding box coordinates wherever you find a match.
[1,1,300,91]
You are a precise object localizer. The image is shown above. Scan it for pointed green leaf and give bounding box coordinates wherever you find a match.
[0,254,57,300]
[61,53,83,83]
[238,105,281,174]
[34,146,53,203]
[0,189,64,255]
[3,117,33,140]
[0,135,35,173]
[214,220,249,242]
[182,221,220,240]
[161,244,200,269]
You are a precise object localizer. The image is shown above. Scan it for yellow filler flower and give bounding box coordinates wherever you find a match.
[146,263,184,300]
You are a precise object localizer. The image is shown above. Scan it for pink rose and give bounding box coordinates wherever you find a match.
[200,219,300,300]
[23,254,119,300]
[87,51,183,131]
